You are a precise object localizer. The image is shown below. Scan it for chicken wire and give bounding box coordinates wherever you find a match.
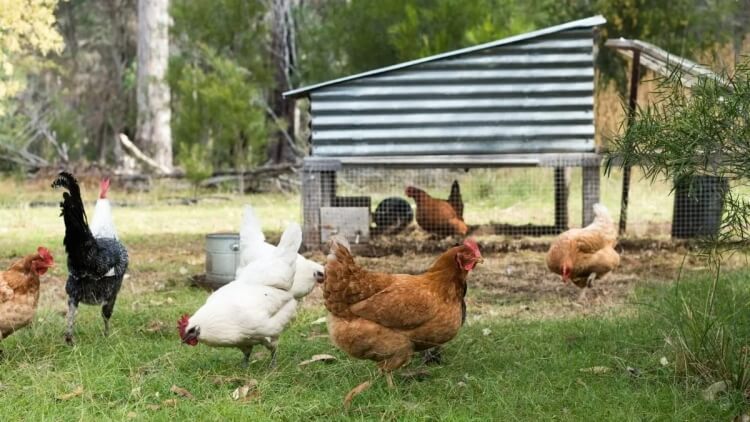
[302,163,743,247]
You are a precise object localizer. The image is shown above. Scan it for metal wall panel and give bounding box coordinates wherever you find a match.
[308,28,596,157]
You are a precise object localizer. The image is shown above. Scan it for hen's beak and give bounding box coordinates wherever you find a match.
[477,257,485,264]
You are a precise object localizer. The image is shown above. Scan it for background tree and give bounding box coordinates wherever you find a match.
[136,0,173,172]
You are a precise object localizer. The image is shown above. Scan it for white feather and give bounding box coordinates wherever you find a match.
[235,205,323,299]
[187,282,297,348]
[90,199,118,239]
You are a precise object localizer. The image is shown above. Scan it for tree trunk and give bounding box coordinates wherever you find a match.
[266,0,297,163]
[136,0,172,172]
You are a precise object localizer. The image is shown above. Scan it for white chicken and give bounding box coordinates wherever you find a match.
[178,222,302,367]
[236,205,323,299]
[90,178,118,240]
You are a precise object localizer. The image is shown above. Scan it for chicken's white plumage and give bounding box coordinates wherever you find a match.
[182,222,302,365]
[90,178,118,239]
[236,205,323,299]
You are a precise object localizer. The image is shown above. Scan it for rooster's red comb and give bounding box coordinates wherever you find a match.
[177,314,190,338]
[37,246,54,263]
[99,178,111,199]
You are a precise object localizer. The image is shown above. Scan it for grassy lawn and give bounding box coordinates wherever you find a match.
[0,176,746,420]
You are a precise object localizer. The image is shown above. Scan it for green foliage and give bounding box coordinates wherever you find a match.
[535,0,742,93]
[170,0,270,170]
[606,59,750,253]
[294,0,538,85]
[178,142,213,195]
[650,270,750,393]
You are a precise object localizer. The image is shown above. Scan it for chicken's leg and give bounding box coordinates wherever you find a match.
[64,298,78,345]
[101,298,116,337]
[240,346,254,367]
[586,273,597,288]
[262,337,279,368]
[422,347,443,365]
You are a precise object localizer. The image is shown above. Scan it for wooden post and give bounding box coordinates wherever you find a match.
[301,158,340,250]
[582,165,600,226]
[619,50,641,235]
[553,167,569,232]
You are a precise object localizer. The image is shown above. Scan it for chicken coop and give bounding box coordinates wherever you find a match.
[285,16,608,249]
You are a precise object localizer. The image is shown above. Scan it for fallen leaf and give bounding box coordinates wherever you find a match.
[659,356,669,366]
[144,320,167,333]
[702,380,728,401]
[306,334,329,341]
[209,375,247,386]
[130,387,142,397]
[343,381,371,409]
[576,378,587,387]
[734,414,750,422]
[310,316,327,325]
[579,366,610,374]
[170,385,194,399]
[126,411,137,419]
[179,267,188,275]
[456,381,467,388]
[162,399,178,407]
[482,328,491,336]
[231,380,259,401]
[56,386,83,401]
[626,366,641,377]
[146,404,160,411]
[299,354,337,367]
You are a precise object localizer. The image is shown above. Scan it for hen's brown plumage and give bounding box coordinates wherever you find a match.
[406,184,467,236]
[323,237,481,374]
[0,248,54,340]
[546,204,619,288]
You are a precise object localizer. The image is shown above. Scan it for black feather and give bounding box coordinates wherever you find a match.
[53,172,129,330]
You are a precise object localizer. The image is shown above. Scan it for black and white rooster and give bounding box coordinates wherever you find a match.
[52,172,129,344]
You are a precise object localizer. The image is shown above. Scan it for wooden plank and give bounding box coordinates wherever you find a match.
[301,170,338,249]
[554,167,570,231]
[320,207,370,244]
[333,196,372,208]
[582,165,600,226]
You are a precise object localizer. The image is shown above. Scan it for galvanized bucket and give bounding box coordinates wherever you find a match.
[204,233,240,289]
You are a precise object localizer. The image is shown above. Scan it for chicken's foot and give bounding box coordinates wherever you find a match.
[64,299,78,345]
[422,347,443,365]
[586,273,597,288]
[102,299,116,337]
[263,337,279,368]
[241,346,254,368]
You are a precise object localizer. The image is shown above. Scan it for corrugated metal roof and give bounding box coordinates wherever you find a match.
[284,15,605,98]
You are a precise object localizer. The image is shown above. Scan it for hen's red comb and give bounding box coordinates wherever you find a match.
[99,178,111,199]
[37,246,54,264]
[463,238,481,257]
[177,314,190,338]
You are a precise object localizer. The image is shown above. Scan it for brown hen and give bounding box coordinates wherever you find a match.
[0,247,54,342]
[406,182,467,236]
[546,203,620,289]
[322,236,482,403]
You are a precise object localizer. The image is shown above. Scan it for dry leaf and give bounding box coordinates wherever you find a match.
[306,334,329,341]
[659,356,669,366]
[162,399,178,407]
[126,411,137,419]
[343,381,371,409]
[170,385,194,399]
[231,380,259,401]
[144,320,167,333]
[482,328,491,336]
[56,386,83,401]
[702,380,728,401]
[298,354,337,367]
[579,366,610,374]
[209,375,247,386]
[310,316,327,325]
[146,404,160,411]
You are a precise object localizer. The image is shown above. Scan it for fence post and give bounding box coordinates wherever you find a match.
[301,158,341,250]
[582,163,600,226]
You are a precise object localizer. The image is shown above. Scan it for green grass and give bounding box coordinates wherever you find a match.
[0,176,746,420]
[0,281,744,420]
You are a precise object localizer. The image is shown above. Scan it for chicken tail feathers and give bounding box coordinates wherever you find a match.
[275,222,302,266]
[52,172,94,256]
[591,203,617,240]
[238,205,267,266]
[448,180,464,219]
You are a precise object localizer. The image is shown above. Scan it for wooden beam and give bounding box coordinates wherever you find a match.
[554,167,569,231]
[582,165,600,226]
